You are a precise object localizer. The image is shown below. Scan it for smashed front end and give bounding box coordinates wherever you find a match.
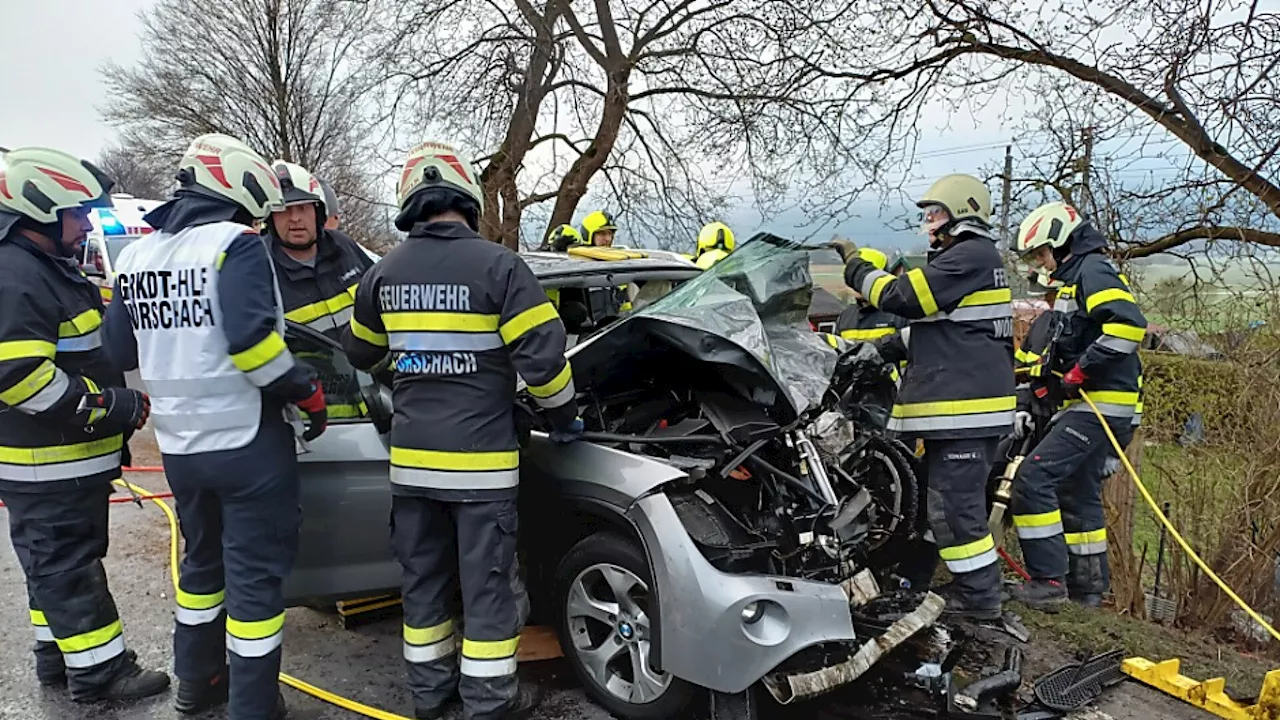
[526,236,941,697]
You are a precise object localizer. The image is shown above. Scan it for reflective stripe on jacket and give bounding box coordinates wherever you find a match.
[272,230,374,341]
[343,221,575,501]
[1046,225,1146,422]
[115,222,294,455]
[843,226,1016,439]
[0,233,125,492]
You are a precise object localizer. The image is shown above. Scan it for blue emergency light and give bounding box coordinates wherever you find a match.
[97,209,126,235]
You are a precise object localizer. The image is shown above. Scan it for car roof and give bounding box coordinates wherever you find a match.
[522,246,701,286]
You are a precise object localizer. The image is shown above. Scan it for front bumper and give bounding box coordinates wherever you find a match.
[626,491,858,694]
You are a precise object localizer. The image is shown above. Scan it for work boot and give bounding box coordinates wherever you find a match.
[1071,592,1103,609]
[931,582,1002,621]
[75,652,171,703]
[496,682,544,720]
[1009,579,1069,613]
[34,645,66,687]
[271,691,289,720]
[175,666,229,714]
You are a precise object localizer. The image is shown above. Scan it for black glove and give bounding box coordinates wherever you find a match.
[296,381,328,441]
[84,387,150,431]
[545,402,584,443]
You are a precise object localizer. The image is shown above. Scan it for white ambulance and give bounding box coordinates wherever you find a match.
[81,194,165,302]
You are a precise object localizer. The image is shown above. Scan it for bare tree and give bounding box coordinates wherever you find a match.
[95,140,174,199]
[372,0,908,249]
[839,0,1280,258]
[101,0,393,249]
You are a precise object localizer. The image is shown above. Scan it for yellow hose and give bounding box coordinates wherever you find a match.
[113,479,412,719]
[1077,390,1280,643]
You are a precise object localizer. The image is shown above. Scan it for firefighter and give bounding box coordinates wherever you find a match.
[1009,202,1146,611]
[693,221,734,269]
[1011,270,1063,444]
[835,248,906,343]
[580,209,616,247]
[579,210,632,312]
[103,133,328,719]
[343,140,582,720]
[319,179,342,230]
[542,223,583,252]
[831,173,1015,620]
[0,147,170,703]
[266,161,375,420]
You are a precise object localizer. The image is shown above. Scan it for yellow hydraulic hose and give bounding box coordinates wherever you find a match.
[1077,391,1280,643]
[113,478,412,719]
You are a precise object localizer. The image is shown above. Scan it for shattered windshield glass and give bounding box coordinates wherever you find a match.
[632,234,839,418]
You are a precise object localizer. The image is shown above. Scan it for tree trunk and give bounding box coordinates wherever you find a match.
[546,69,629,229]
[1104,427,1146,617]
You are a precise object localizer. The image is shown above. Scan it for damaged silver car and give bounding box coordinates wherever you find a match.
[282,236,939,719]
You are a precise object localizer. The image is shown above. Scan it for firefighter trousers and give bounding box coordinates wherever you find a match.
[162,416,300,720]
[1,483,131,699]
[923,437,1002,609]
[392,494,529,720]
[1012,412,1134,596]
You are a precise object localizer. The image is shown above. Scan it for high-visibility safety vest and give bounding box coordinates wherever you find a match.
[115,222,289,455]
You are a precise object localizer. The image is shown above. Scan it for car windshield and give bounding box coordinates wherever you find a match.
[106,236,140,266]
[590,234,839,418]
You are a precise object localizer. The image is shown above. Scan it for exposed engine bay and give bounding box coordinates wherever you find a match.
[535,235,922,588]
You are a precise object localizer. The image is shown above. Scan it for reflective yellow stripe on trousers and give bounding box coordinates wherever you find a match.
[938,534,998,574]
[1065,528,1108,556]
[404,620,457,663]
[461,637,519,678]
[30,608,54,643]
[1013,509,1064,540]
[176,587,225,626]
[227,612,285,658]
[57,619,126,669]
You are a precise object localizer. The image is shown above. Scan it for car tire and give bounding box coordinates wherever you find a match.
[555,532,696,720]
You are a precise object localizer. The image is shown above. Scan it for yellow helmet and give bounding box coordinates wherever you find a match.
[1016,202,1083,256]
[855,247,887,271]
[581,210,617,244]
[546,224,583,251]
[177,134,284,220]
[0,147,115,225]
[696,221,735,256]
[916,173,992,224]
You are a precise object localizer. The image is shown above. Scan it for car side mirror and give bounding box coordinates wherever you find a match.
[360,382,393,435]
[81,263,106,279]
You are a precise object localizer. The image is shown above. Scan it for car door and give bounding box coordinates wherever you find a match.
[281,323,400,606]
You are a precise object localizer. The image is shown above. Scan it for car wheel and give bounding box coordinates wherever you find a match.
[555,532,695,720]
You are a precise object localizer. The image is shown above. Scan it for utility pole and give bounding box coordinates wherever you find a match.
[999,144,1013,251]
[1080,126,1095,217]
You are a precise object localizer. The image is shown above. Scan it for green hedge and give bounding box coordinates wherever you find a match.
[1139,352,1250,443]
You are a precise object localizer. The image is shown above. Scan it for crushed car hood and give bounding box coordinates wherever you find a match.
[568,234,839,424]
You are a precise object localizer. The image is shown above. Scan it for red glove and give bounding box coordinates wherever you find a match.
[1062,364,1086,398]
[297,381,326,414]
[296,381,328,441]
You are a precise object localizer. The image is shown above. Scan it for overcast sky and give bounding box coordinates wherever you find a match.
[0,0,1029,251]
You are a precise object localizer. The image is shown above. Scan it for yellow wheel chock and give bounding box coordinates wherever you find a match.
[1122,657,1280,720]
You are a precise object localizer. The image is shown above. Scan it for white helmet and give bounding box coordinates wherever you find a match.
[271,160,326,214]
[1016,202,1084,256]
[177,134,284,220]
[0,147,114,225]
[396,140,483,229]
[917,173,992,224]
